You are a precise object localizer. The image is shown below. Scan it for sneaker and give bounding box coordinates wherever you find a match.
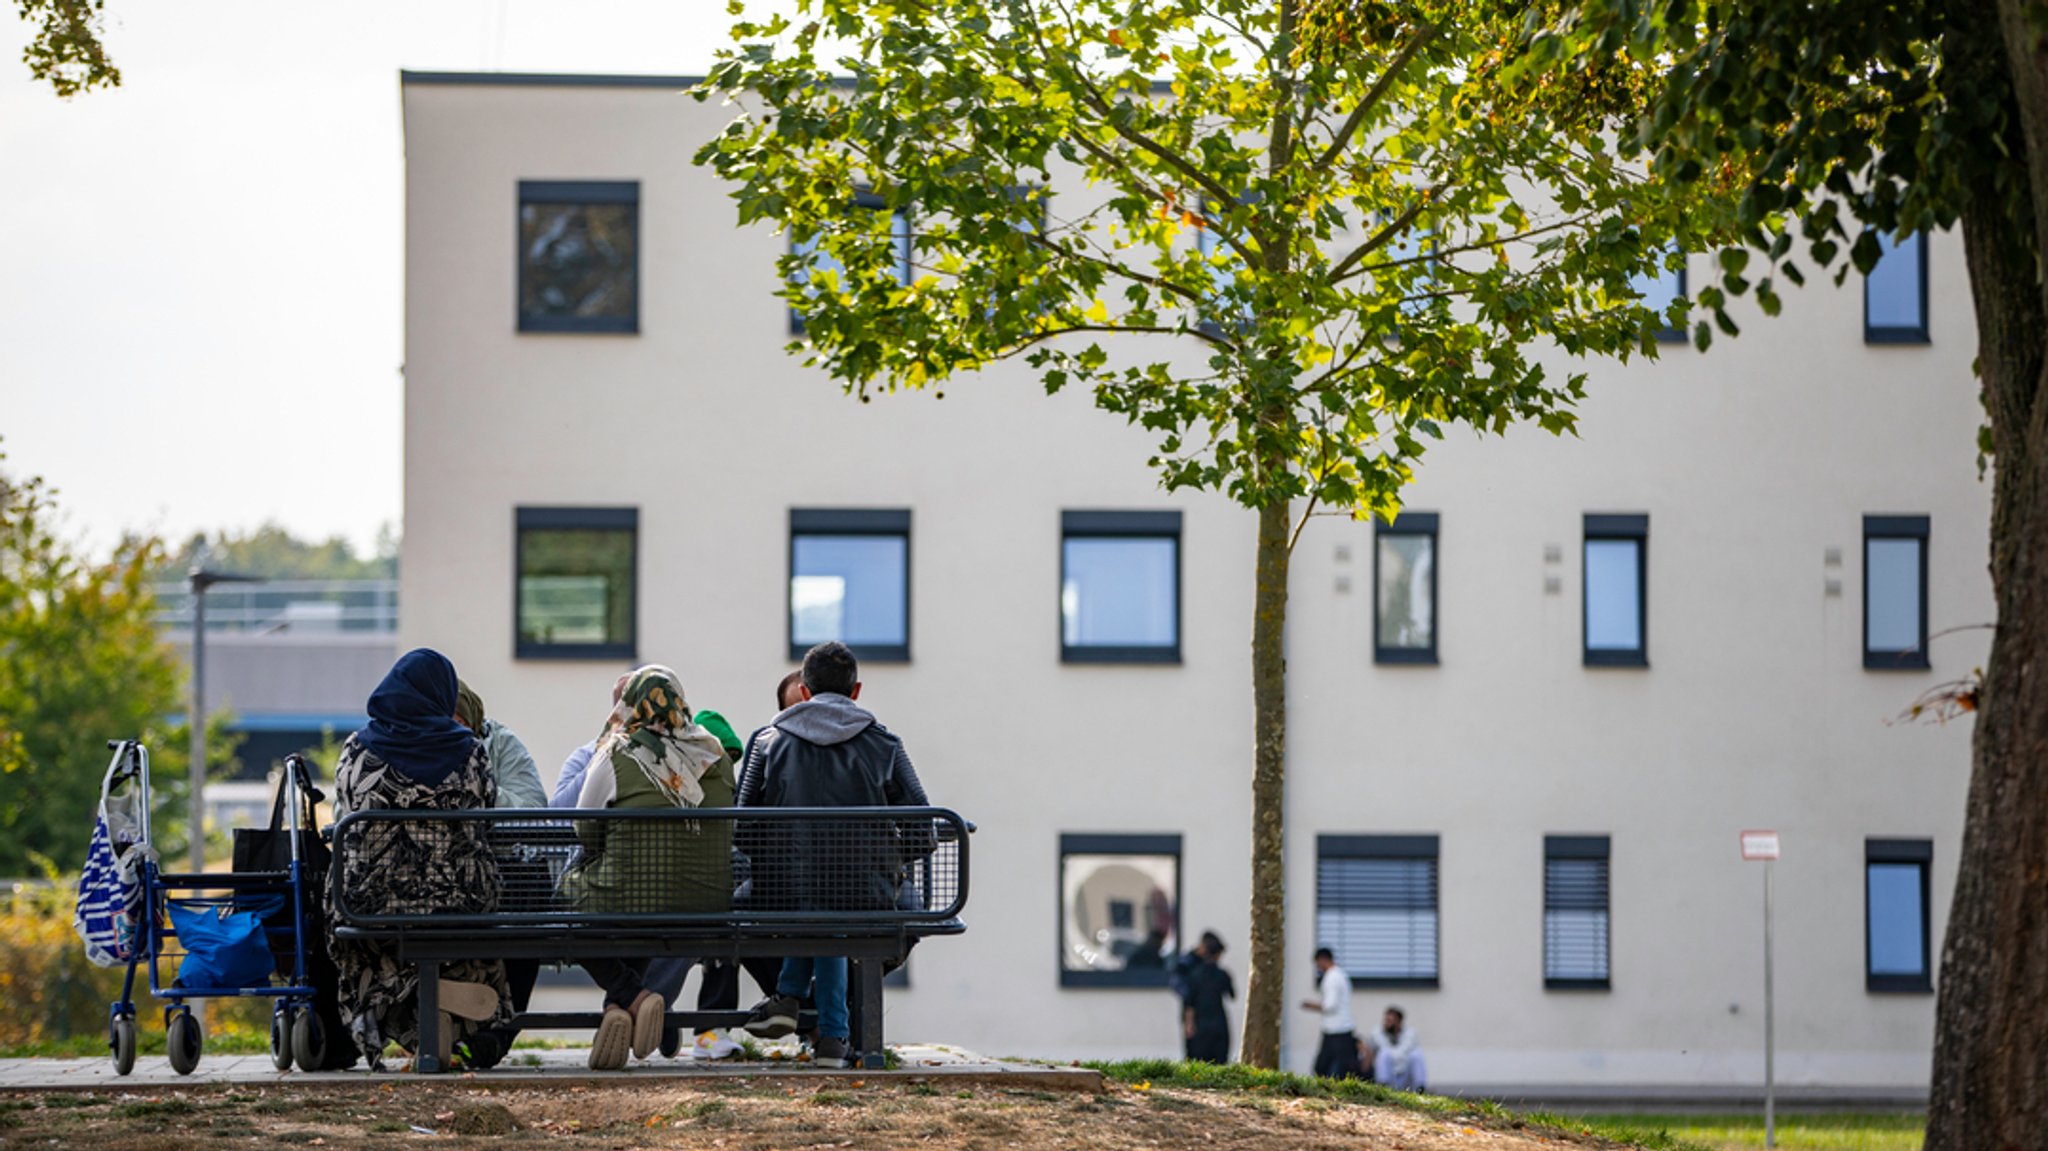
[589,1006,631,1071]
[743,995,800,1039]
[813,1035,849,1070]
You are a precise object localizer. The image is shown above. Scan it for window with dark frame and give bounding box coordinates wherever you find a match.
[1058,833,1181,988]
[1583,514,1649,667]
[1061,511,1182,664]
[1544,835,1611,990]
[1865,230,1930,344]
[1630,251,1687,342]
[517,181,639,334]
[1865,515,1930,670]
[789,190,914,336]
[788,509,911,663]
[1316,835,1440,987]
[1375,513,1438,664]
[1866,838,1933,993]
[514,507,637,660]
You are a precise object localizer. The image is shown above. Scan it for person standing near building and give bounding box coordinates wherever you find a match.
[739,641,931,1069]
[1366,1005,1427,1091]
[1174,931,1234,1063]
[1300,947,1362,1078]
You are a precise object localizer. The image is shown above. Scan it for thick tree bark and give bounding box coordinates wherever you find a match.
[1925,4,2048,1148]
[1239,498,1292,1069]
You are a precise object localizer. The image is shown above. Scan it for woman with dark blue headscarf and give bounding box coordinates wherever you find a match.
[329,649,511,1070]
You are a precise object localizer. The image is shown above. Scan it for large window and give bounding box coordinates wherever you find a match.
[1316,835,1439,987]
[1865,230,1929,344]
[1584,514,1649,667]
[1630,250,1687,342]
[789,190,914,335]
[789,509,911,663]
[1544,835,1611,990]
[1375,513,1438,664]
[1058,833,1180,988]
[1061,511,1181,664]
[1866,838,1933,993]
[517,181,639,334]
[1865,515,1930,670]
[515,507,637,660]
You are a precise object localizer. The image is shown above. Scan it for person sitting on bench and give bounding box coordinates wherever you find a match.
[558,664,735,1071]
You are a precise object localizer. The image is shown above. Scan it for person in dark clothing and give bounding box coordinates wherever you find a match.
[1176,931,1235,1063]
[738,642,930,1070]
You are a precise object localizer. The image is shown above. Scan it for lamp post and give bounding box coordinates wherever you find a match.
[187,568,262,874]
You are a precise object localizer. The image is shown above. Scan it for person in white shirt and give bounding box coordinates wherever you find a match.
[1298,947,1362,1078]
[1366,1005,1427,1091]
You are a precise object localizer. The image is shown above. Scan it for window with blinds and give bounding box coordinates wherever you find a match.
[1315,835,1439,986]
[1544,835,1611,990]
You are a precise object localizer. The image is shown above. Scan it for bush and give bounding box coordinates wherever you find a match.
[0,880,271,1057]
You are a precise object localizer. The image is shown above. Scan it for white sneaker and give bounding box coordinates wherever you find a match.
[694,1029,743,1059]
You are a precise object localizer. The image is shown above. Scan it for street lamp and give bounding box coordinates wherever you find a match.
[187,567,262,874]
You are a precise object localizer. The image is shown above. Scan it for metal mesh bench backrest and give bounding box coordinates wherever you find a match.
[330,806,968,929]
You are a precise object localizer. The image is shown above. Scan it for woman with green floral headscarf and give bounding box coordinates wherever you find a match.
[559,664,735,1070]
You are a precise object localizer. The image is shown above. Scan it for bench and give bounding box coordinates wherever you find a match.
[329,805,970,1071]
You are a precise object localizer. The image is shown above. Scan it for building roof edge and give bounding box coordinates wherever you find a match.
[400,70,705,89]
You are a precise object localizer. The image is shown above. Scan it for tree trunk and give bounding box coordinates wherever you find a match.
[1925,4,2048,1147]
[1239,498,1292,1069]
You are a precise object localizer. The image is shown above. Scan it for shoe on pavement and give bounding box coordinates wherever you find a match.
[813,1035,849,1070]
[589,1006,631,1071]
[743,995,800,1039]
[630,991,666,1060]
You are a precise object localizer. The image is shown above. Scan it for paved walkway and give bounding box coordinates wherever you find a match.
[0,1042,1102,1092]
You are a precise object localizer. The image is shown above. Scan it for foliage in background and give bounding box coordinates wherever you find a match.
[13,0,118,97]
[0,880,268,1055]
[0,448,240,875]
[152,522,399,584]
[698,0,1730,1064]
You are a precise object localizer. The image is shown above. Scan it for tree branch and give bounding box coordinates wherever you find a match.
[1308,19,1441,179]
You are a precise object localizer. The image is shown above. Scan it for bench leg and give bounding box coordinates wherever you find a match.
[415,960,442,1074]
[852,959,885,1070]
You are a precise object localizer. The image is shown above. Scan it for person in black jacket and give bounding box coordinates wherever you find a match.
[738,642,930,1069]
[1174,931,1235,1063]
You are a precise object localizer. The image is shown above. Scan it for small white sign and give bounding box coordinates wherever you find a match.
[1741,830,1781,861]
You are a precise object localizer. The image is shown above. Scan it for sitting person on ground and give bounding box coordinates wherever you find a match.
[329,648,512,1071]
[448,678,549,1069]
[558,664,735,1071]
[549,672,632,809]
[1300,947,1362,1079]
[739,641,933,1070]
[1366,1005,1427,1091]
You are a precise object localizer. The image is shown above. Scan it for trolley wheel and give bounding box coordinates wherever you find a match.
[167,1010,203,1076]
[110,1015,137,1077]
[269,1008,293,1071]
[290,1007,327,1073]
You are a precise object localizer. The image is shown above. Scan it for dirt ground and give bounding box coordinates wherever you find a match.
[0,1079,1652,1151]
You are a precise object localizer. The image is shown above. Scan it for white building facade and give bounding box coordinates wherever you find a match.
[400,71,1990,1094]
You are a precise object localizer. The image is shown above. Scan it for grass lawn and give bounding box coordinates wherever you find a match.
[1588,1113,1924,1151]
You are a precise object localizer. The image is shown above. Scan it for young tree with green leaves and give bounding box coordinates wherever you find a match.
[0,453,216,875]
[698,0,1715,1065]
[1517,2,2046,1142]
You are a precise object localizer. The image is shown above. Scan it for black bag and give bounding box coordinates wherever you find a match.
[231,758,359,1070]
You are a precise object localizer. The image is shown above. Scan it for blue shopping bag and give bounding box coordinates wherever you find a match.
[168,899,279,990]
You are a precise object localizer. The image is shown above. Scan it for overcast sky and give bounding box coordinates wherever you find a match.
[1,1,786,557]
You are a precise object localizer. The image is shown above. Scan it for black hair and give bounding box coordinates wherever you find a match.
[776,670,805,709]
[1313,947,1335,963]
[1384,1005,1405,1022]
[1200,931,1226,956]
[801,641,859,697]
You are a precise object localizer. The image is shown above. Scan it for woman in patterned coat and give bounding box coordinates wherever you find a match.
[329,648,511,1069]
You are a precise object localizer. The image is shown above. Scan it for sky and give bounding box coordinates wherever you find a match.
[0,1,791,557]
